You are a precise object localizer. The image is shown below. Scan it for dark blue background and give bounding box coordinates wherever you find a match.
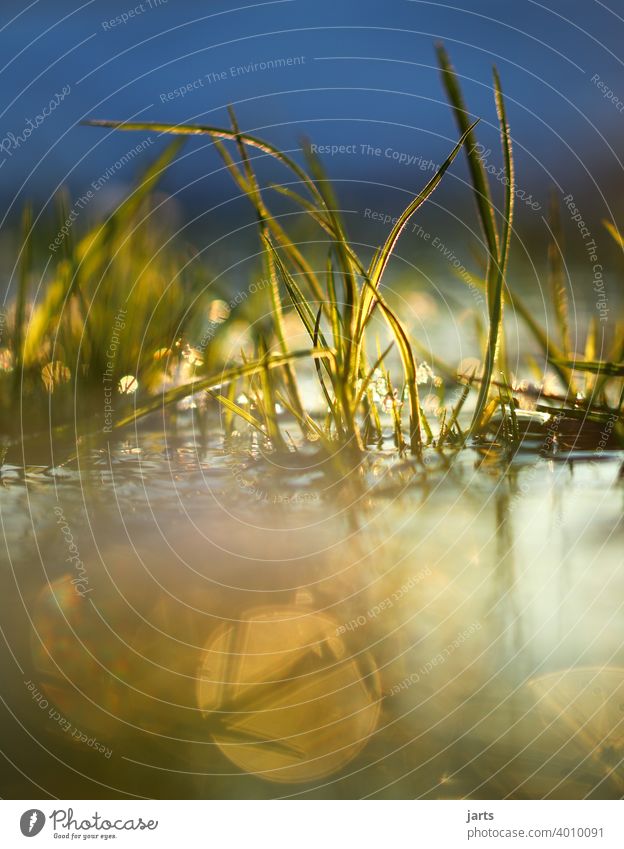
[1,0,623,243]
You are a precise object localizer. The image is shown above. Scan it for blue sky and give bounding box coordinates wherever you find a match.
[1,0,623,232]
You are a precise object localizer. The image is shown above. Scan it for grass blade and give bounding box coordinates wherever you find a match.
[355,121,476,381]
[457,268,574,389]
[547,193,573,361]
[436,43,499,265]
[469,67,515,436]
[352,340,395,412]
[555,359,624,377]
[360,277,422,453]
[83,118,329,215]
[367,121,477,292]
[209,391,265,434]
[114,348,333,430]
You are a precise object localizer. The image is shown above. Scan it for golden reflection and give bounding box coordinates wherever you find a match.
[31,574,128,739]
[196,605,381,783]
[528,667,624,793]
[41,361,71,393]
[118,374,138,394]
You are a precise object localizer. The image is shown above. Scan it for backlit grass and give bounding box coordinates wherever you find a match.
[2,46,622,459]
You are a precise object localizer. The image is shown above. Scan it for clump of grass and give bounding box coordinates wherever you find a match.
[0,141,226,437]
[2,45,622,460]
[85,102,481,455]
[434,47,622,452]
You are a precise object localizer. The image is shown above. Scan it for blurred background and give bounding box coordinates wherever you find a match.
[1,0,623,278]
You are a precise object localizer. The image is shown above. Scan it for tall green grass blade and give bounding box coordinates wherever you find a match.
[548,194,573,361]
[265,234,342,434]
[227,106,262,204]
[383,368,405,449]
[301,140,359,347]
[264,242,308,423]
[84,118,329,216]
[79,138,185,280]
[445,383,471,441]
[313,305,342,432]
[436,43,499,266]
[217,116,308,424]
[212,134,327,308]
[263,235,324,346]
[270,182,336,235]
[469,67,515,435]
[301,139,345,233]
[367,121,477,294]
[269,180,368,284]
[325,254,344,364]
[257,335,286,447]
[457,268,574,389]
[275,390,327,442]
[114,137,185,223]
[355,121,476,394]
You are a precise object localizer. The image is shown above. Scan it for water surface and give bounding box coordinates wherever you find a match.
[1,424,623,799]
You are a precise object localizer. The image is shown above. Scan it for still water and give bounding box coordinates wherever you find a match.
[1,426,623,799]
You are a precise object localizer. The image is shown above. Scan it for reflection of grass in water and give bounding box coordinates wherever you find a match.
[195,606,381,784]
[32,572,382,785]
[2,45,623,460]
